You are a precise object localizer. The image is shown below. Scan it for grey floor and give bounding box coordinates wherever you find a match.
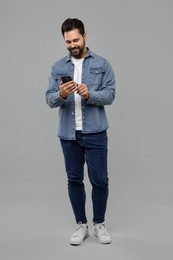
[1,234,172,260]
[1,179,173,260]
[1,228,172,260]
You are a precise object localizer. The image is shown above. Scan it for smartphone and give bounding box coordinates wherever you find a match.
[61,76,72,83]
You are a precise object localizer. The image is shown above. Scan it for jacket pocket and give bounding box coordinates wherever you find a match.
[89,67,105,90]
[54,65,70,83]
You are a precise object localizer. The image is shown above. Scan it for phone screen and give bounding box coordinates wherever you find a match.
[61,76,72,83]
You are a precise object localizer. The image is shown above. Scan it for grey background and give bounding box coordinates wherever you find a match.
[0,0,173,259]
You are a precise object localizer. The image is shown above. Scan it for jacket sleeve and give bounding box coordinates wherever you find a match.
[86,60,116,106]
[45,65,66,108]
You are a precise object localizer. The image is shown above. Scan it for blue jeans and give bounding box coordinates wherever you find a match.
[60,130,109,224]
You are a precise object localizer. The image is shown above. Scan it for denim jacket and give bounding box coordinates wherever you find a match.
[45,48,116,140]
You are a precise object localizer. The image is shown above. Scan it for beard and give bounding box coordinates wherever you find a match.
[68,39,86,59]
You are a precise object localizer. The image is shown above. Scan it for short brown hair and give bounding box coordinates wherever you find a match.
[61,18,85,37]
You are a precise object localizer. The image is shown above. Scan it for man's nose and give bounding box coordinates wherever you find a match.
[71,42,76,48]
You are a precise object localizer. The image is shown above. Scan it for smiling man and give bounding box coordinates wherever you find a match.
[45,18,116,245]
[65,29,86,59]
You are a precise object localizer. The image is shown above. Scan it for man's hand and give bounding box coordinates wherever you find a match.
[60,81,78,99]
[76,84,89,100]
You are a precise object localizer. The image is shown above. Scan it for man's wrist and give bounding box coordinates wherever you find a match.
[60,93,67,100]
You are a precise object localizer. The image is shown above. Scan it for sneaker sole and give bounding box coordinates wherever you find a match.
[70,233,89,246]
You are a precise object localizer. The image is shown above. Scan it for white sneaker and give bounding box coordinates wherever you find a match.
[70,223,89,245]
[93,223,112,244]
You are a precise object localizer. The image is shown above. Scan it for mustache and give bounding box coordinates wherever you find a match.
[70,47,79,50]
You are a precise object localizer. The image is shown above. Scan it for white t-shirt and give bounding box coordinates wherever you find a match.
[72,57,84,130]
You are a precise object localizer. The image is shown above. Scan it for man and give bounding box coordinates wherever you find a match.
[45,18,116,245]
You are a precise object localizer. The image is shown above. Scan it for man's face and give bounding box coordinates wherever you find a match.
[64,29,86,59]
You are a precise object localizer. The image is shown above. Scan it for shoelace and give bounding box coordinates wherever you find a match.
[97,224,108,236]
[73,223,87,236]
